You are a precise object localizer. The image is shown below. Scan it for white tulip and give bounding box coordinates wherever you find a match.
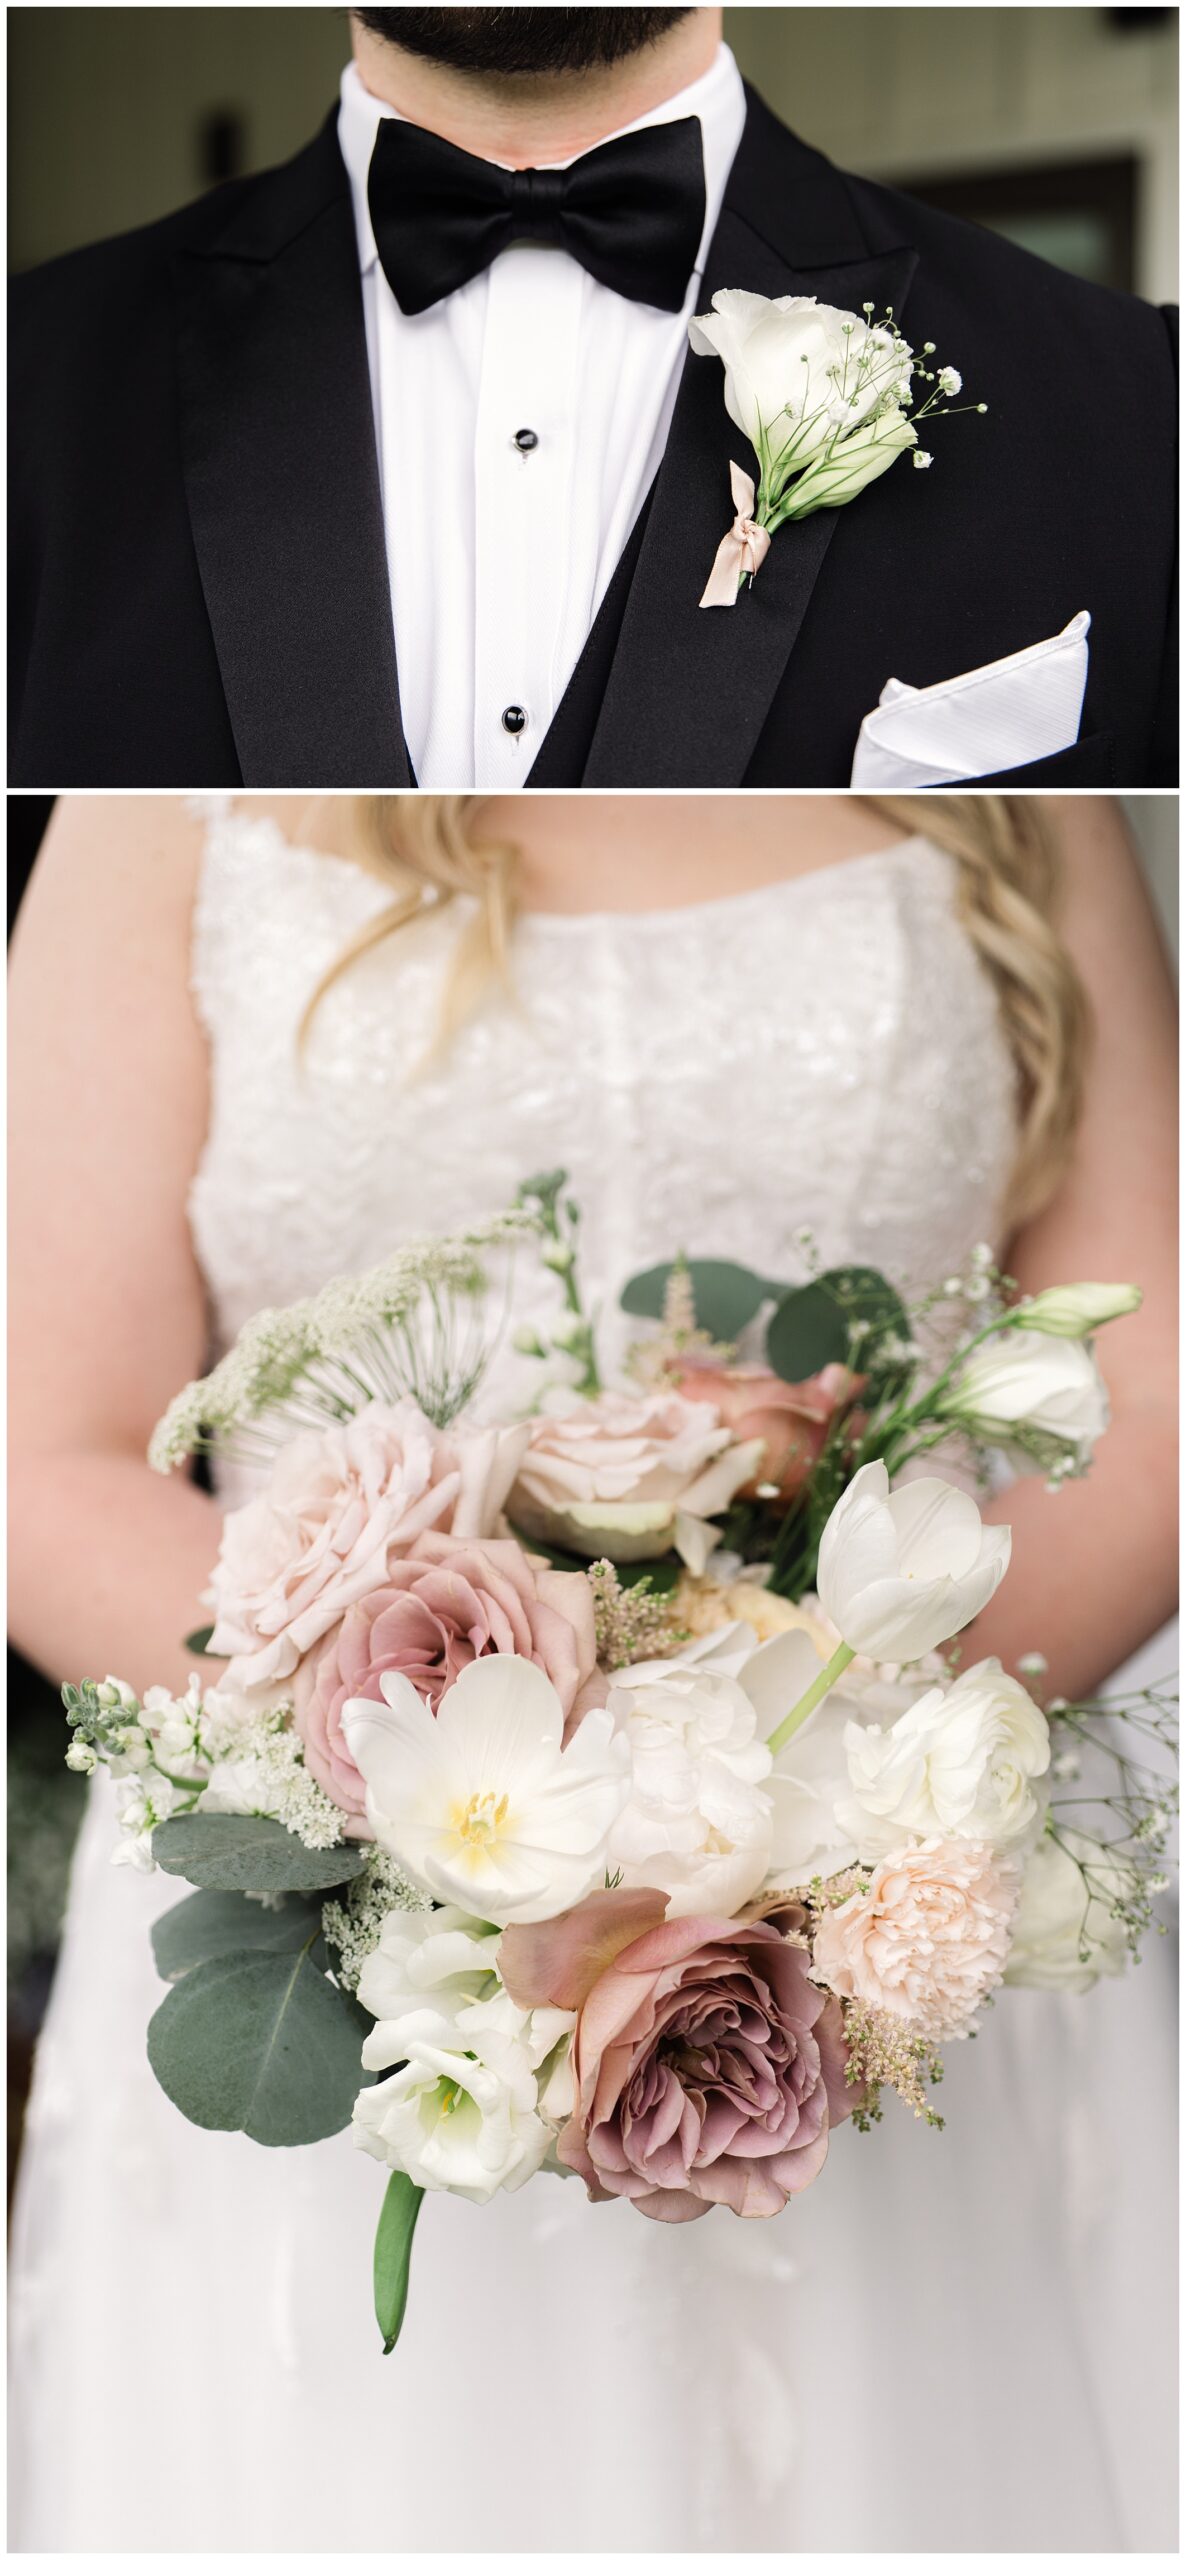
[816,1461,1011,1662]
[939,1330,1109,1472]
[1004,1827,1133,1992]
[606,1653,774,1917]
[1015,1283,1141,1339]
[688,290,912,482]
[342,1654,630,1924]
[842,1657,1051,1850]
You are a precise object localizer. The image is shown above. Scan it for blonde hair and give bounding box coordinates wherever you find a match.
[304,795,1088,1229]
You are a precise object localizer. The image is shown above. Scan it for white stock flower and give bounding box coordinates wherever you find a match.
[353,1903,573,2202]
[1014,1283,1141,1340]
[688,291,912,478]
[939,1330,1109,1471]
[605,1648,774,1917]
[507,1388,762,1572]
[342,1654,630,1923]
[842,1658,1051,1851]
[1004,1827,1132,1991]
[817,1461,1011,1661]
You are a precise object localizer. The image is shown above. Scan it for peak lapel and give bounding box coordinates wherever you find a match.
[581,96,918,787]
[172,120,410,786]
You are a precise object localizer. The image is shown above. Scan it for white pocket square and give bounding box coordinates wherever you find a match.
[850,610,1091,788]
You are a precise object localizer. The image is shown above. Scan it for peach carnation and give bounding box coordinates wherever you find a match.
[812,1839,1019,2041]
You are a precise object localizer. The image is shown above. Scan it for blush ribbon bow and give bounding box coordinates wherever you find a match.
[699,462,772,609]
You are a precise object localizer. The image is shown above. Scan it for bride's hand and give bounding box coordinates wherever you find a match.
[969,799,1177,1699]
[9,797,223,1694]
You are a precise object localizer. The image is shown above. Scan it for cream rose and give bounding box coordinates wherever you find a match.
[507,1389,762,1570]
[1004,1828,1133,1991]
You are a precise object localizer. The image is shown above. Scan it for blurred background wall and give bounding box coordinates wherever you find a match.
[8,6,1178,300]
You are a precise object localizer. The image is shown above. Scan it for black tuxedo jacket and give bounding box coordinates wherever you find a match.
[10,89,1177,787]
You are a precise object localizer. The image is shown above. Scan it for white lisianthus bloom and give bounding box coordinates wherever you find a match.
[605,1651,775,1917]
[1014,1282,1141,1339]
[817,1461,1011,1661]
[842,1658,1051,1851]
[779,405,918,519]
[353,1903,574,2201]
[938,1330,1109,1472]
[342,1654,630,1923]
[1004,1827,1134,1991]
[110,1770,190,1870]
[688,291,913,479]
[353,1995,559,2203]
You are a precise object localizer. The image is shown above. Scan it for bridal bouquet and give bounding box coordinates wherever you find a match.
[63,1181,1176,2351]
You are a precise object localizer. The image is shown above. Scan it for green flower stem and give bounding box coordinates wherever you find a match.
[766,1640,855,1760]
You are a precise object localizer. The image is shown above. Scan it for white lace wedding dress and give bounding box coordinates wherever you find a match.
[10,815,1177,2555]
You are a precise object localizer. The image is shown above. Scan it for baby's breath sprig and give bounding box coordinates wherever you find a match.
[320,1849,433,1992]
[1046,1679,1178,1960]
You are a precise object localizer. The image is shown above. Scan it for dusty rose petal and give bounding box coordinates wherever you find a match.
[499,1888,670,2013]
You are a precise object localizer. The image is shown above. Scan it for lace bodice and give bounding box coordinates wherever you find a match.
[187,808,1018,1386]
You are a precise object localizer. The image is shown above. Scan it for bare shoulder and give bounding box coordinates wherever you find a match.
[10,796,208,1010]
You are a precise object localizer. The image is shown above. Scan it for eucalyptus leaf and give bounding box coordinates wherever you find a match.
[152,1887,321,1983]
[147,1944,371,2145]
[184,1625,216,1656]
[374,2171,424,2354]
[620,1259,772,1340]
[766,1266,909,1384]
[152,1812,364,1893]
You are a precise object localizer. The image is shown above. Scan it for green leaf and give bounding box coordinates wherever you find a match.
[766,1266,909,1384]
[184,1625,216,1656]
[620,1260,772,1340]
[147,1944,371,2145]
[613,1556,681,1595]
[152,1812,364,1893]
[374,2171,424,2354]
[152,1887,322,1982]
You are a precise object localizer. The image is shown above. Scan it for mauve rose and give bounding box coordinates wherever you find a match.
[500,1891,853,2220]
[291,1532,606,1830]
[667,1357,864,1505]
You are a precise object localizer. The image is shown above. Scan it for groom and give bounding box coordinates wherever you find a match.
[9,6,1177,786]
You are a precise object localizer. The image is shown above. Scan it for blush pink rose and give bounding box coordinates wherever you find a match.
[500,1891,853,2220]
[666,1357,864,1507]
[291,1532,606,1831]
[206,1401,530,1691]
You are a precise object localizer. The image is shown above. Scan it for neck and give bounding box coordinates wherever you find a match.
[350,13,722,165]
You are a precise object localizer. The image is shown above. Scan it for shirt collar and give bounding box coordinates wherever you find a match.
[337,43,746,292]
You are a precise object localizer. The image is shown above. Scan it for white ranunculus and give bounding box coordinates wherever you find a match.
[354,1904,573,2202]
[342,1654,629,1924]
[817,1461,1011,1662]
[605,1653,774,1917]
[746,1640,934,1886]
[842,1657,1051,1851]
[506,1387,763,1570]
[1014,1283,1141,1339]
[1004,1827,1133,1991]
[939,1330,1109,1471]
[688,290,913,479]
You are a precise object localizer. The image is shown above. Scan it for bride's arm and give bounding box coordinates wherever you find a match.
[9,796,223,1696]
[969,800,1177,1700]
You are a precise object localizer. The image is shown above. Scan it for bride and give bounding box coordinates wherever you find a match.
[8,791,1177,2555]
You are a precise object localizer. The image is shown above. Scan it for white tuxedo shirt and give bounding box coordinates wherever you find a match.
[337,49,746,789]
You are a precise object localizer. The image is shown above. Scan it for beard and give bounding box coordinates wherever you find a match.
[353,10,695,77]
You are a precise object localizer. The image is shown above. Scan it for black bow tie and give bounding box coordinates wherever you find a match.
[366,114,707,317]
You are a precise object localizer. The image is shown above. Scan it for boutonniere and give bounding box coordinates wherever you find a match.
[688,291,984,608]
